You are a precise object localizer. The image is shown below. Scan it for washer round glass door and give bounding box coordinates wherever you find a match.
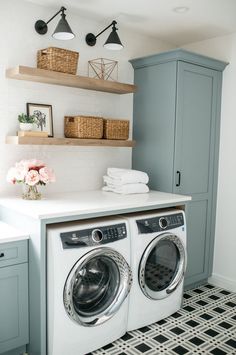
[139,233,186,300]
[64,247,132,326]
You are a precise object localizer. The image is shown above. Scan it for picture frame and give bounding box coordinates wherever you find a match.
[27,103,54,137]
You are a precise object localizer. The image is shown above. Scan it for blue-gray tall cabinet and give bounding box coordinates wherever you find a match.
[130,49,227,288]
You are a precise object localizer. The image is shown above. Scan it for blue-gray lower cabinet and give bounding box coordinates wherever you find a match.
[130,49,228,288]
[0,240,29,355]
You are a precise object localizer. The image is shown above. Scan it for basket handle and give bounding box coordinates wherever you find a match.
[40,49,48,55]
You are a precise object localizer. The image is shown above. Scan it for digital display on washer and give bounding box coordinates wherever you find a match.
[136,213,184,234]
[60,223,127,249]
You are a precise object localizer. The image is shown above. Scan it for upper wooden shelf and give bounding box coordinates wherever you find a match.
[6,66,137,94]
[6,136,136,148]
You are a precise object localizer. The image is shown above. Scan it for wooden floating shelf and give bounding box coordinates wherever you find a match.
[6,66,137,94]
[6,136,136,148]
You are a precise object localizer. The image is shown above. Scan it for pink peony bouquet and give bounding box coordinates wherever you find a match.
[7,159,55,200]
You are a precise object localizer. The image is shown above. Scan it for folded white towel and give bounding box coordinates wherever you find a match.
[107,168,149,185]
[103,175,125,186]
[102,183,149,194]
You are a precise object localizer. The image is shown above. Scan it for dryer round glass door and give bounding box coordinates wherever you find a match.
[139,233,186,300]
[64,247,132,326]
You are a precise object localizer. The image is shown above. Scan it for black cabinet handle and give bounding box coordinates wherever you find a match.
[176,171,181,187]
[0,252,5,258]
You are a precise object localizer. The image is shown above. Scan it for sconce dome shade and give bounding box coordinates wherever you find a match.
[52,14,75,40]
[103,29,123,50]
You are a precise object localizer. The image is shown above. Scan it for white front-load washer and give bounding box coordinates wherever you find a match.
[47,216,132,355]
[122,209,187,331]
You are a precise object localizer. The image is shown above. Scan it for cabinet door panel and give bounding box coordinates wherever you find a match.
[132,62,177,192]
[174,62,217,194]
[185,199,208,280]
[174,62,219,284]
[0,274,19,341]
[0,263,29,354]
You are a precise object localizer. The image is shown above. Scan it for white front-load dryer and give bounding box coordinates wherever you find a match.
[47,216,132,355]
[122,209,187,331]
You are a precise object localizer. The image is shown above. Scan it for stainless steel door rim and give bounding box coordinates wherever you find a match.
[64,247,132,326]
[139,233,186,300]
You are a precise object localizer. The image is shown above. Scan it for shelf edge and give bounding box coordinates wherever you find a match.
[6,66,137,95]
[5,136,136,148]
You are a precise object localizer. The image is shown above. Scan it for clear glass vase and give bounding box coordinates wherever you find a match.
[22,184,41,200]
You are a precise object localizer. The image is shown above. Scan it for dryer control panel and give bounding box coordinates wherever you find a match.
[60,223,127,249]
[136,213,184,234]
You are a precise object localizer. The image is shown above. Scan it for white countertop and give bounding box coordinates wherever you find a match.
[0,222,29,244]
[0,190,191,220]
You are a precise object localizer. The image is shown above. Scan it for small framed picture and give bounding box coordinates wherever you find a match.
[27,103,54,137]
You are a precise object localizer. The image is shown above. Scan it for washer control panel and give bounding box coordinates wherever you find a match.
[60,223,127,249]
[136,212,184,234]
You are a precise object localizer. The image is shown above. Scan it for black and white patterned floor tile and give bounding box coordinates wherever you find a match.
[90,284,236,355]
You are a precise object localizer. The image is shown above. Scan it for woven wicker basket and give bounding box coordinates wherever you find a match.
[103,119,129,140]
[37,47,79,75]
[64,116,103,139]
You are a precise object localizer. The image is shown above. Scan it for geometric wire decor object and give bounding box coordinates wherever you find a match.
[88,58,118,81]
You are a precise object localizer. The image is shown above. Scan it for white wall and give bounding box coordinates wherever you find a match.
[0,0,174,196]
[184,34,236,291]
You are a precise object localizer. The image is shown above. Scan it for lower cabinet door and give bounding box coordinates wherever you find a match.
[0,263,29,354]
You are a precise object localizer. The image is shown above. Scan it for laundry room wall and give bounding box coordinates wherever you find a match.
[183,33,236,292]
[0,0,174,196]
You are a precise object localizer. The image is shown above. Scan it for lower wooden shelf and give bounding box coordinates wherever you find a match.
[6,136,136,147]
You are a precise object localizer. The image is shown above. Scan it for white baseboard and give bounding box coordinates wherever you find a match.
[209,274,236,292]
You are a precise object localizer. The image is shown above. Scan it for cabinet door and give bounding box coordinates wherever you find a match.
[132,61,177,192]
[0,263,29,354]
[174,62,221,286]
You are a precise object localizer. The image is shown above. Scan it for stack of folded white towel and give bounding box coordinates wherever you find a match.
[102,168,149,194]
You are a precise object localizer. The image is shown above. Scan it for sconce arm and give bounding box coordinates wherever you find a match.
[95,20,117,39]
[46,6,66,25]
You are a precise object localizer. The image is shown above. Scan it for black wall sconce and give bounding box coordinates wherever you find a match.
[35,6,75,40]
[86,20,123,50]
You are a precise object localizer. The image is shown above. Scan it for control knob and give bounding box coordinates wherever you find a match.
[92,229,103,242]
[159,217,168,229]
